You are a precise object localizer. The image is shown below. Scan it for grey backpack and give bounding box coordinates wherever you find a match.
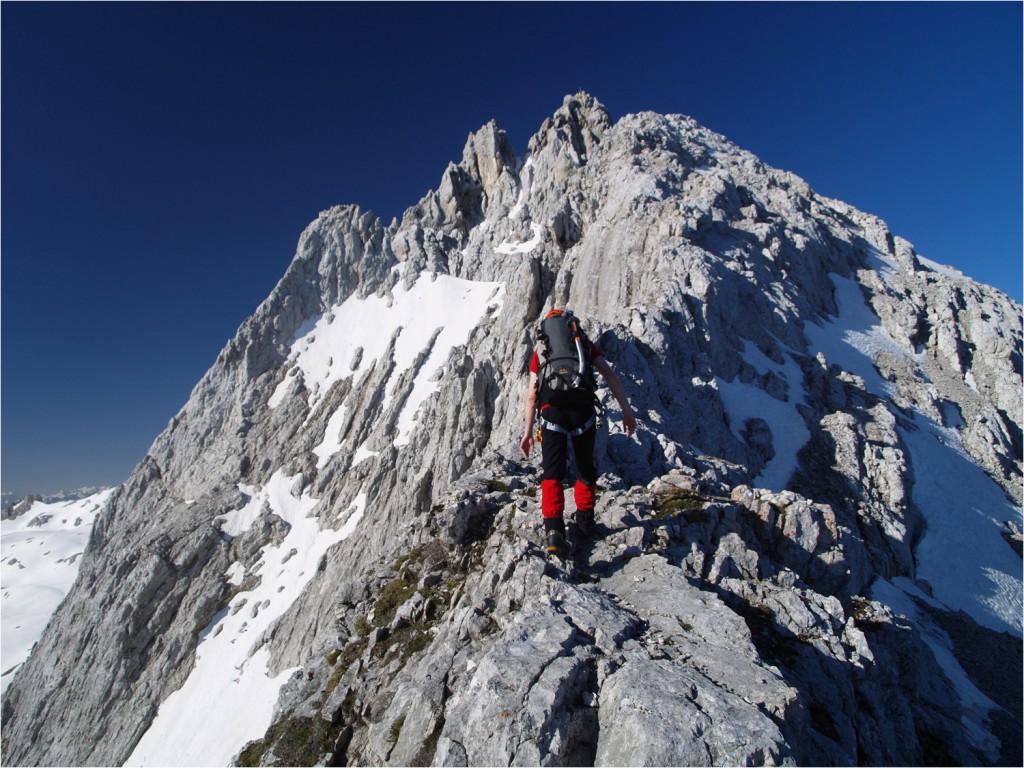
[535,310,597,406]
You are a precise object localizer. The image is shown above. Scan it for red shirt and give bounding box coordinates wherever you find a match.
[529,342,604,373]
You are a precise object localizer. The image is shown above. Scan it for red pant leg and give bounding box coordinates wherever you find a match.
[573,480,596,512]
[541,479,565,519]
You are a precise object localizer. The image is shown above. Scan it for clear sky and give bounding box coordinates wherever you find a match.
[2,1,1021,496]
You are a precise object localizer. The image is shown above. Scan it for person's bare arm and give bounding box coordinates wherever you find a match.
[594,357,637,436]
[520,371,539,457]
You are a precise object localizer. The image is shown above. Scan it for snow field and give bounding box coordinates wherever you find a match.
[0,489,115,696]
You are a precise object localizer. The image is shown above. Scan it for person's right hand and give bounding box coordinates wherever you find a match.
[519,432,535,458]
[622,410,638,438]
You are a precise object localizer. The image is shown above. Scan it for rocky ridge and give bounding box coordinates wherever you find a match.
[249,455,1007,766]
[2,93,1020,766]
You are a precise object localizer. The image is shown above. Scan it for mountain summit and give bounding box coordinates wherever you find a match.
[3,93,1021,766]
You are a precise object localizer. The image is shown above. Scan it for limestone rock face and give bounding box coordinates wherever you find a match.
[3,93,1020,767]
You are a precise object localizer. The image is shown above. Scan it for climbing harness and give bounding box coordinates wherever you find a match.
[539,414,596,437]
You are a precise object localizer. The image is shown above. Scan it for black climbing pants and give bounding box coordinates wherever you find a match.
[539,403,598,519]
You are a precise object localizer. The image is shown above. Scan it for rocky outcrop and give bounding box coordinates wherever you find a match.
[2,93,1020,766]
[242,459,990,767]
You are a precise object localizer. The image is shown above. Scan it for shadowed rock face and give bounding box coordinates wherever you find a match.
[3,93,1020,767]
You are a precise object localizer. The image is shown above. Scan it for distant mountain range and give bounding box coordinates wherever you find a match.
[2,487,111,519]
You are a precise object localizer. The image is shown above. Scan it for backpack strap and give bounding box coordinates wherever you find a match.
[534,343,547,376]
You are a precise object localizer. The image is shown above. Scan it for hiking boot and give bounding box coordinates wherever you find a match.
[544,516,568,557]
[575,507,596,542]
[545,526,568,557]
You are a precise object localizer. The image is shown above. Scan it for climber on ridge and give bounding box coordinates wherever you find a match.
[520,309,637,557]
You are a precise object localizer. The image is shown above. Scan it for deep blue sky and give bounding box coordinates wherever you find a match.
[2,2,1021,496]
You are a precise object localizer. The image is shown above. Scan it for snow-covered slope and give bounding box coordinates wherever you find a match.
[804,273,1020,637]
[712,259,1021,636]
[125,472,360,766]
[1,489,115,695]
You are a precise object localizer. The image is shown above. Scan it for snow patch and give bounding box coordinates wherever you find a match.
[807,274,916,389]
[352,447,379,466]
[336,492,367,539]
[897,417,1021,636]
[225,561,246,587]
[495,223,542,255]
[127,645,290,768]
[386,278,505,446]
[716,340,809,492]
[313,404,349,470]
[918,255,966,280]
[508,158,534,220]
[871,578,999,757]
